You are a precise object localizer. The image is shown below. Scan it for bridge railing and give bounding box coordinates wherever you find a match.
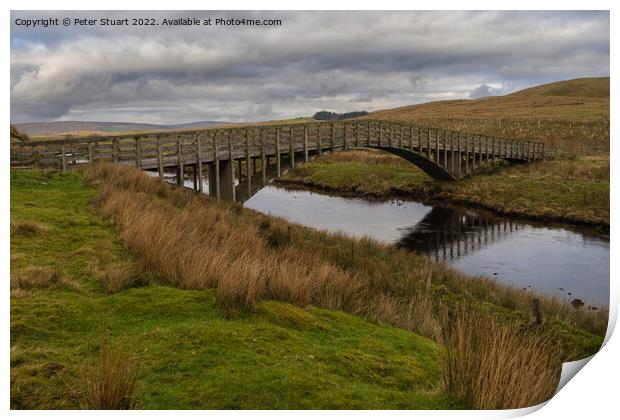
[10,119,554,171]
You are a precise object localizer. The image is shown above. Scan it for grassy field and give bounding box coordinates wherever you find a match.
[9,164,606,409]
[362,77,609,155]
[11,169,464,409]
[279,148,609,227]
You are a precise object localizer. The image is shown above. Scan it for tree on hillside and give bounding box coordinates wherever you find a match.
[313,111,368,121]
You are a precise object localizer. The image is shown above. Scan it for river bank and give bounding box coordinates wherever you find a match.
[276,149,609,229]
[11,165,608,409]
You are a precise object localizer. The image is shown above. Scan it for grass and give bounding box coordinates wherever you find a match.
[82,163,607,407]
[363,77,609,155]
[10,169,462,409]
[280,149,609,227]
[80,341,140,409]
[439,306,562,409]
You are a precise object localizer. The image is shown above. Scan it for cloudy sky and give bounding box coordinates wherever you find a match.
[10,10,609,124]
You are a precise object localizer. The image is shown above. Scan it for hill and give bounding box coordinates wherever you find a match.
[364,77,609,154]
[12,120,232,138]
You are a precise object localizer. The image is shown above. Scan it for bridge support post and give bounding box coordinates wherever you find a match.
[458,134,462,179]
[450,132,455,175]
[196,135,203,193]
[157,136,163,179]
[260,128,267,185]
[176,138,184,187]
[212,135,221,198]
[88,142,93,166]
[304,125,309,162]
[443,131,447,169]
[465,134,469,174]
[290,126,296,168]
[276,127,281,177]
[209,158,235,201]
[246,130,252,197]
[135,137,141,168]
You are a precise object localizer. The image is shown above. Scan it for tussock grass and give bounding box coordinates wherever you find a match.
[95,263,144,294]
[11,265,77,291]
[83,162,607,408]
[440,306,562,409]
[80,342,139,409]
[11,219,50,236]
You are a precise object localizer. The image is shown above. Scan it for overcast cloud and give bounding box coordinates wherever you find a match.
[10,10,609,124]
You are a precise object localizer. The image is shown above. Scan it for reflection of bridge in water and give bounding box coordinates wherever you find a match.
[395,207,524,262]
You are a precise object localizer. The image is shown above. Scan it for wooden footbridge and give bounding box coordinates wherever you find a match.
[10,119,554,202]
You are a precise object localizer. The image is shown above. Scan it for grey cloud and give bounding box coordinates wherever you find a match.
[10,10,610,123]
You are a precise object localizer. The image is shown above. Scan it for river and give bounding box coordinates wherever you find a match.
[148,170,609,307]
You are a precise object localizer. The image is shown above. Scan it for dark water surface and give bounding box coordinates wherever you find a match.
[245,186,609,307]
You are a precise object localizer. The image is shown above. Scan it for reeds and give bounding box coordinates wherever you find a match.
[439,305,562,409]
[80,341,140,409]
[83,162,606,408]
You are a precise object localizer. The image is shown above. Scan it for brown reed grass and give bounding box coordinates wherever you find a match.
[83,162,607,408]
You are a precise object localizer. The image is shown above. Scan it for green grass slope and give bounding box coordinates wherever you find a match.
[10,170,462,409]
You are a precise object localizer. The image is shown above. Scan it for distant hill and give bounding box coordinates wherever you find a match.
[364,77,609,154]
[13,120,232,138]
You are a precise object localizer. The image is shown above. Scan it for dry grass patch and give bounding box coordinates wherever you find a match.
[11,219,50,236]
[82,162,606,408]
[11,265,78,291]
[440,306,562,409]
[95,262,144,294]
[80,342,140,409]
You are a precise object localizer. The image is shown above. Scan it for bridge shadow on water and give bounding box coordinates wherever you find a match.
[395,206,524,262]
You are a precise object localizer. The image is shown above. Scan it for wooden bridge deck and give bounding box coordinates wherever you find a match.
[10,119,554,201]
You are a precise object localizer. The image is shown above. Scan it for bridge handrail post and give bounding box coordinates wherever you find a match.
[289,126,295,168]
[260,128,267,185]
[304,125,309,162]
[135,136,141,168]
[317,125,322,156]
[343,123,348,150]
[246,129,252,196]
[331,122,335,152]
[276,127,281,177]
[61,144,67,172]
[196,134,203,193]
[214,133,221,199]
[464,133,469,174]
[227,133,236,201]
[156,136,163,178]
[457,133,462,179]
[88,142,94,166]
[176,136,184,186]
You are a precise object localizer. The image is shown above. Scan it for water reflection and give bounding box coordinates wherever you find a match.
[246,186,609,306]
[395,207,524,261]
